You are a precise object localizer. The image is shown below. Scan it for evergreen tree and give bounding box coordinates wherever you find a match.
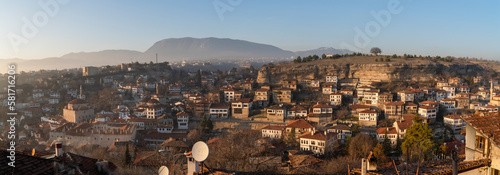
[402,116,436,162]
[124,144,131,167]
[395,134,402,155]
[133,145,138,159]
[382,131,392,155]
[207,118,214,131]
[287,128,297,146]
[351,124,360,136]
[200,115,208,130]
[195,69,202,87]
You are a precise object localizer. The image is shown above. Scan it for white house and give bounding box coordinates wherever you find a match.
[176,112,189,129]
[322,83,337,94]
[358,110,378,127]
[443,114,465,133]
[418,106,437,123]
[442,86,456,99]
[330,93,342,106]
[209,103,230,118]
[299,130,338,155]
[224,88,235,103]
[440,98,456,112]
[376,127,398,146]
[261,125,285,139]
[325,74,338,84]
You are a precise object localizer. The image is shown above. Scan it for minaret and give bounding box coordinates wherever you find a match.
[491,79,498,103]
[79,85,83,99]
[155,83,159,94]
[491,79,494,102]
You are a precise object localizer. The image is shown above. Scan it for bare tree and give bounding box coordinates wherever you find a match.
[348,133,375,158]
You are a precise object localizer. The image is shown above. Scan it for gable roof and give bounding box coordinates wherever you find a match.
[262,125,285,131]
[376,127,398,135]
[286,119,313,129]
[462,112,500,147]
[299,130,338,141]
[232,98,252,103]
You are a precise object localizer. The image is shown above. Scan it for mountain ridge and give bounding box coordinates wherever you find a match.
[0,37,354,72]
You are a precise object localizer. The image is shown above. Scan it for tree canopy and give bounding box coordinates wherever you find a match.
[401,116,436,162]
[370,47,382,55]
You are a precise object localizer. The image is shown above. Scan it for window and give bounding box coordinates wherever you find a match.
[234,108,243,114]
[476,136,485,152]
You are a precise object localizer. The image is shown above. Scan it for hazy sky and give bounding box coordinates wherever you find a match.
[1,0,499,60]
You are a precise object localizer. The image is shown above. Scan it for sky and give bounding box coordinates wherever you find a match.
[0,0,499,60]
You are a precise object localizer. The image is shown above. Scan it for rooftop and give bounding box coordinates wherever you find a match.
[286,119,313,129]
[461,112,500,146]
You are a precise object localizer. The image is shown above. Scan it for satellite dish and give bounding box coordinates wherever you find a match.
[192,141,209,162]
[158,166,169,175]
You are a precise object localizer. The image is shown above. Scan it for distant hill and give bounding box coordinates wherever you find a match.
[294,47,353,57]
[142,37,295,61]
[1,37,355,72]
[0,50,142,73]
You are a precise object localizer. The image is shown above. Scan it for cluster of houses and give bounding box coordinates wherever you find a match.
[3,62,500,174]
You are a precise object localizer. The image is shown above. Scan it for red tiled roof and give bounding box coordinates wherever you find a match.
[385,101,405,106]
[286,119,313,129]
[68,98,86,104]
[299,130,337,141]
[339,89,353,92]
[0,151,54,174]
[147,99,160,104]
[255,88,269,92]
[176,112,190,116]
[359,110,378,114]
[444,114,461,120]
[328,124,351,131]
[406,102,418,106]
[462,112,500,146]
[232,98,252,103]
[376,127,398,135]
[262,125,285,130]
[350,104,371,109]
[267,105,285,110]
[210,103,230,109]
[419,106,437,110]
[395,115,425,131]
[483,105,498,109]
[312,104,333,109]
[419,101,439,105]
[289,105,307,111]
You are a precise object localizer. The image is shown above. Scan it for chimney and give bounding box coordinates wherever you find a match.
[55,142,63,157]
[386,127,389,132]
[361,158,367,175]
[312,128,315,135]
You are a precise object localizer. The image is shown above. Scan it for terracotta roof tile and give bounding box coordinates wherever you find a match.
[286,119,313,129]
[462,112,500,146]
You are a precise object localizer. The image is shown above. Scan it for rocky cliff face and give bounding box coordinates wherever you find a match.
[257,59,486,84]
